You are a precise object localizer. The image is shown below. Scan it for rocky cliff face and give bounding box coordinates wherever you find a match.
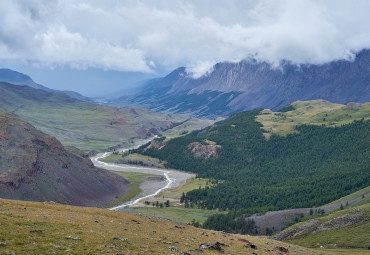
[0,111,129,207]
[131,49,370,118]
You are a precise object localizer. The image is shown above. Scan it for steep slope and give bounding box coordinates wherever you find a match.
[131,49,370,118]
[0,82,191,151]
[0,198,320,254]
[274,204,370,249]
[0,111,129,206]
[0,68,92,102]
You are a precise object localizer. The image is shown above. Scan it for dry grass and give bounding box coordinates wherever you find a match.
[257,100,370,137]
[0,198,320,254]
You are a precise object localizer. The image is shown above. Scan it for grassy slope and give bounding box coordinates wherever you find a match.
[0,198,319,255]
[0,83,198,151]
[257,100,370,137]
[326,186,370,207]
[278,204,370,249]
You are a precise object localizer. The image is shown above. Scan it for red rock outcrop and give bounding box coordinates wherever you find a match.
[187,142,218,159]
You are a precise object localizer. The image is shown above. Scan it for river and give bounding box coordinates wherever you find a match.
[90,138,195,211]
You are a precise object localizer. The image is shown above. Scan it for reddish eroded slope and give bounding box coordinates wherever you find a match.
[187,142,218,159]
[0,111,129,207]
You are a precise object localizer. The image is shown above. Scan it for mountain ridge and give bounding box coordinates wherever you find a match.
[130,49,370,118]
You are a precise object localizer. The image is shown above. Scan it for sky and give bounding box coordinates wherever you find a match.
[1,0,370,96]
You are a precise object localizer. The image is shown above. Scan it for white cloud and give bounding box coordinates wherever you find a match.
[34,26,151,72]
[185,61,216,79]
[0,0,369,74]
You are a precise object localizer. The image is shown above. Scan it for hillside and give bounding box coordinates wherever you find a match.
[0,198,322,254]
[0,111,129,207]
[130,49,370,118]
[274,204,370,249]
[136,101,370,233]
[0,82,198,151]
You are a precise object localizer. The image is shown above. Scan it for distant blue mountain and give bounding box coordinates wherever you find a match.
[0,68,92,102]
[0,69,52,91]
[131,49,370,118]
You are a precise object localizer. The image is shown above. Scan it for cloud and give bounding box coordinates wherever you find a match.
[34,26,151,72]
[185,61,216,79]
[0,0,151,72]
[0,0,370,75]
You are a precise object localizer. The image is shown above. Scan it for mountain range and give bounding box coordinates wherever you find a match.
[127,49,370,118]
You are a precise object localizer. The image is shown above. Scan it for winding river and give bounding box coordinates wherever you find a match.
[90,138,195,211]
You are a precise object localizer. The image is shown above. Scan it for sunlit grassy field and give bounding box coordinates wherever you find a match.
[257,100,370,137]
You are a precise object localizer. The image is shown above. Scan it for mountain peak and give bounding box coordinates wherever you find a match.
[131,49,370,118]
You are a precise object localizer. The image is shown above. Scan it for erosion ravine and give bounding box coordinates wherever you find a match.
[90,138,195,211]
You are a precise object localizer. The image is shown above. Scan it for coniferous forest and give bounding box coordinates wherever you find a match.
[137,109,370,232]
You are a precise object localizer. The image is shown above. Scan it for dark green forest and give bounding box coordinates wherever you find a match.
[137,109,370,232]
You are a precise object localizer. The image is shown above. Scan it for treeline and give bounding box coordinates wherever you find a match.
[137,109,370,232]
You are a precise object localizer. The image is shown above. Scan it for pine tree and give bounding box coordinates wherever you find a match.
[180,192,185,203]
